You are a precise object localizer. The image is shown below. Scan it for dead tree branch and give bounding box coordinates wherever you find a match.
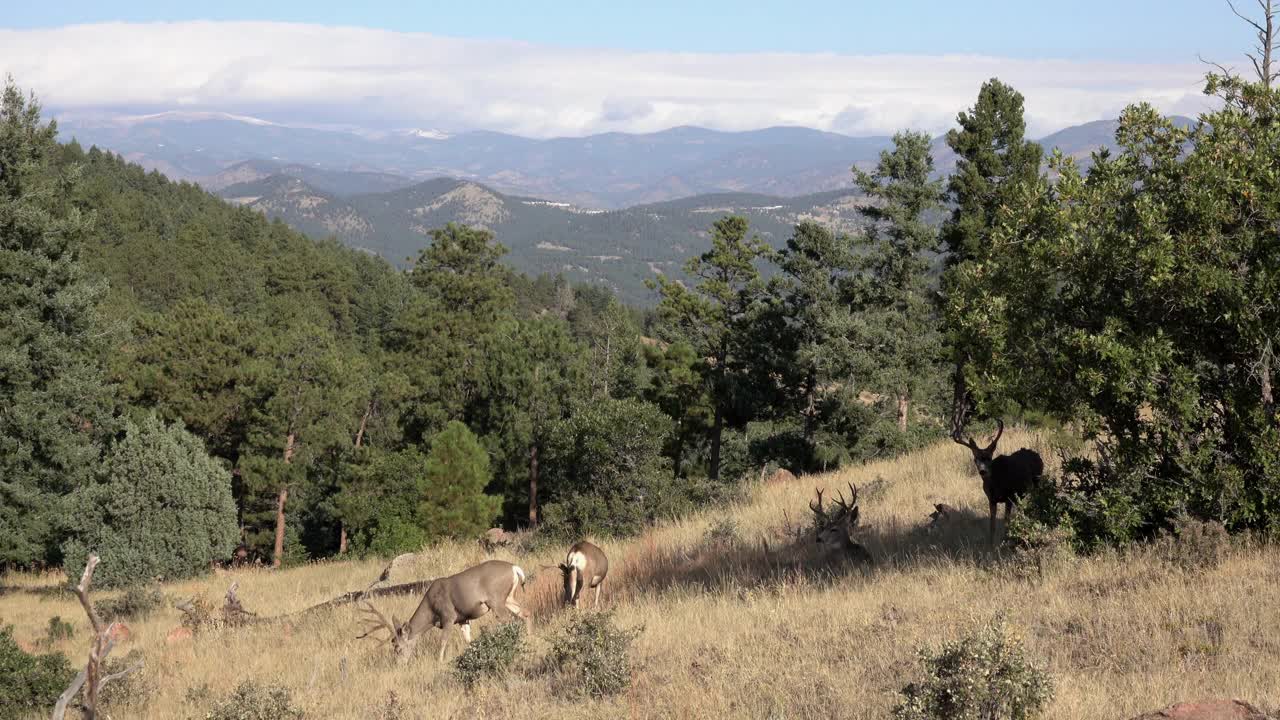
[53,554,144,720]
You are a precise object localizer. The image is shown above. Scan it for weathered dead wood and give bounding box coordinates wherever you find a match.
[177,558,433,631]
[53,555,143,720]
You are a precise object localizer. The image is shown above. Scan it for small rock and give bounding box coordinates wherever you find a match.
[1129,699,1275,720]
[766,468,797,484]
[479,527,511,550]
[165,626,193,644]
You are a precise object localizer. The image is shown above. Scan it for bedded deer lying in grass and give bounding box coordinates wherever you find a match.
[809,483,873,564]
[953,419,1044,546]
[358,559,530,662]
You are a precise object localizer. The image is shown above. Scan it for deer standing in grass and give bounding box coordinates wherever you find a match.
[809,482,873,564]
[359,559,530,662]
[558,540,609,608]
[953,419,1044,546]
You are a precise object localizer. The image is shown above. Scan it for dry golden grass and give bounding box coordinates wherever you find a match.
[4,428,1279,719]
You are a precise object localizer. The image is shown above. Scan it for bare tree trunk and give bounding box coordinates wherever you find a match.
[1230,0,1279,85]
[272,432,296,570]
[802,371,817,444]
[528,444,539,527]
[897,394,910,432]
[950,361,972,436]
[1264,340,1275,418]
[602,334,612,398]
[709,403,724,482]
[339,405,371,554]
[354,403,371,449]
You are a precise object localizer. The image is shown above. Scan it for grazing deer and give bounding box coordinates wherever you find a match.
[358,559,529,662]
[809,483,873,564]
[952,419,1044,546]
[558,540,609,608]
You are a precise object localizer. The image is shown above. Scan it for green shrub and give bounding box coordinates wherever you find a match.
[1004,516,1075,582]
[545,611,642,699]
[1153,515,1231,573]
[62,414,239,588]
[98,649,150,711]
[202,680,304,720]
[96,585,166,621]
[702,517,741,549]
[453,622,526,688]
[0,624,76,720]
[43,616,75,645]
[893,619,1053,720]
[541,398,730,538]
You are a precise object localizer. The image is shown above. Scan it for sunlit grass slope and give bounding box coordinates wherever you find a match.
[3,428,1278,719]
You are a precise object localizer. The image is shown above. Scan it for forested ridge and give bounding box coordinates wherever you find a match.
[3,44,1279,589]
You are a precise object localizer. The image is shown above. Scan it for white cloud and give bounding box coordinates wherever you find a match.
[0,21,1213,138]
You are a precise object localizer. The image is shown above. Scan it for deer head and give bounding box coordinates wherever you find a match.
[952,418,1004,481]
[809,483,861,552]
[356,599,414,660]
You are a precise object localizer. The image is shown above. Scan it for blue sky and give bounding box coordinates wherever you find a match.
[5,0,1249,63]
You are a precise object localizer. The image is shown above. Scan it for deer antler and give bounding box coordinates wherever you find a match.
[985,419,1005,452]
[830,482,860,527]
[951,417,980,450]
[808,487,826,518]
[355,600,399,642]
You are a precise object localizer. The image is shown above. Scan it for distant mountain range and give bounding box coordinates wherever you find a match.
[55,110,1176,210]
[55,108,1194,303]
[216,172,872,304]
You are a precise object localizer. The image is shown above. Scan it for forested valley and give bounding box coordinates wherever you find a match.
[5,53,1280,588]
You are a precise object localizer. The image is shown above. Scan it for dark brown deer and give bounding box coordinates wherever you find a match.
[358,559,529,662]
[558,540,609,608]
[952,419,1044,546]
[808,483,873,564]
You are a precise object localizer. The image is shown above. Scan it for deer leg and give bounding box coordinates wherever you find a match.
[594,579,603,608]
[504,584,531,632]
[437,627,450,662]
[988,500,997,547]
[460,622,472,644]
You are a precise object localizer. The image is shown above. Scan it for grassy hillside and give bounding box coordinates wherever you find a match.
[4,429,1278,719]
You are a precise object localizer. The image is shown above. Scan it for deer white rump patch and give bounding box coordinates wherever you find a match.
[565,551,587,571]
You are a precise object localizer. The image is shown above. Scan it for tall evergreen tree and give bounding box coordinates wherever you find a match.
[392,223,515,440]
[0,79,115,567]
[773,221,858,445]
[651,215,772,481]
[477,317,585,526]
[844,131,947,432]
[940,79,1043,426]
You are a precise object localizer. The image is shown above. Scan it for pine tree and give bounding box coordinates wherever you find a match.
[845,132,947,432]
[0,78,115,567]
[651,216,772,482]
[419,421,501,538]
[940,79,1044,426]
[773,221,858,445]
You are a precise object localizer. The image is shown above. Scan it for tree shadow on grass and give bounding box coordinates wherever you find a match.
[607,504,1002,604]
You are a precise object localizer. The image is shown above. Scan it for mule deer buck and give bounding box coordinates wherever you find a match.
[952,419,1044,546]
[358,559,529,662]
[809,483,873,564]
[558,540,609,608]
